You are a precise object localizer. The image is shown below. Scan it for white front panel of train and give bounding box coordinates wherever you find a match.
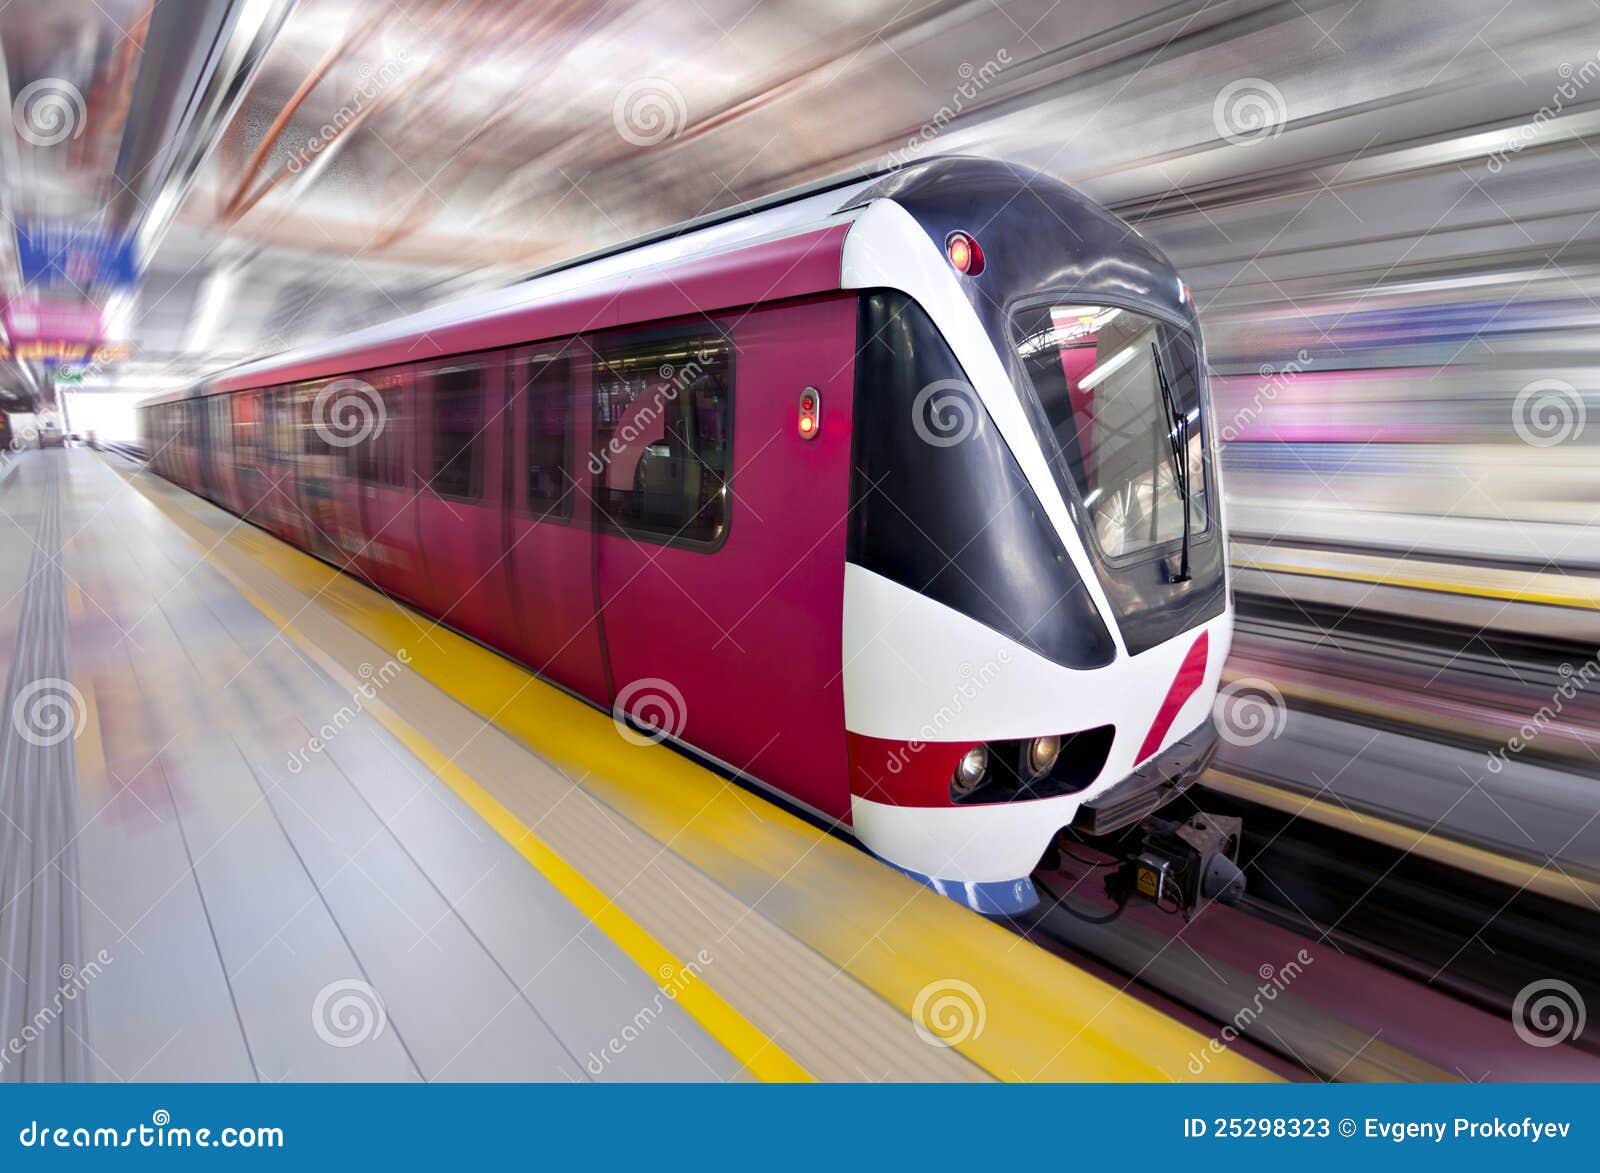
[839,198,1233,884]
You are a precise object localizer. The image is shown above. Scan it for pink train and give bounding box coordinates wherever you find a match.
[140,157,1232,914]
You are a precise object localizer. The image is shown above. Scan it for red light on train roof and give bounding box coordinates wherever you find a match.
[946,231,984,276]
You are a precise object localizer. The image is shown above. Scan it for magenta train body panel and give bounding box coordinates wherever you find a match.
[139,159,1231,915]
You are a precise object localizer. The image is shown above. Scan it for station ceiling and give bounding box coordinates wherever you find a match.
[2,0,1596,405]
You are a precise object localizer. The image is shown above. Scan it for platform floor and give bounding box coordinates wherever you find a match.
[1,450,757,1080]
[0,448,1264,1083]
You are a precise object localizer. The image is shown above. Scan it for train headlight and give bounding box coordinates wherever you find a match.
[1026,735,1062,779]
[950,745,989,799]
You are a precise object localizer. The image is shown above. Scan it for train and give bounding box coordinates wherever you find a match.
[139,156,1231,915]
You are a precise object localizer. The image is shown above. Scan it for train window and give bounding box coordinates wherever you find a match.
[299,384,327,456]
[427,365,485,501]
[354,377,406,489]
[273,388,294,459]
[212,397,231,463]
[236,393,259,463]
[1011,303,1209,560]
[591,328,732,547]
[379,385,406,487]
[516,353,572,518]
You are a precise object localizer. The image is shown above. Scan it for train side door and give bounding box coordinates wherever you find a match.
[262,387,307,547]
[233,391,269,519]
[413,355,513,645]
[353,368,424,605]
[500,339,608,705]
[592,300,856,817]
[292,381,344,564]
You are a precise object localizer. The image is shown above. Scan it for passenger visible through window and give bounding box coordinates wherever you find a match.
[591,330,731,546]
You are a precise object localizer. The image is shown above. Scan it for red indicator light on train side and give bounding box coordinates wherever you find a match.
[945,231,984,275]
[798,387,821,439]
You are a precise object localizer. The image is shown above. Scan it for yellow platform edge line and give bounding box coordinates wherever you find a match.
[1233,555,1600,611]
[116,460,1270,1083]
[141,483,812,1084]
[1205,768,1600,908]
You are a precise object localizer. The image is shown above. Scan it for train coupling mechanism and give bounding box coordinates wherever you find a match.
[1109,812,1245,919]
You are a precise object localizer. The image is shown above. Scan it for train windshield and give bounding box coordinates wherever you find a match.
[1011,303,1208,560]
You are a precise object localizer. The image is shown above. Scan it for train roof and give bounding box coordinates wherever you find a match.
[138,155,1185,410]
[139,161,907,408]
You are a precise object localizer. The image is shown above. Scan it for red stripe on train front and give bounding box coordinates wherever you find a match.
[1134,630,1209,765]
[846,731,980,808]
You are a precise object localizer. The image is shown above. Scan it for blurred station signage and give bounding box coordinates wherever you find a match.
[14,218,137,291]
[2,294,124,368]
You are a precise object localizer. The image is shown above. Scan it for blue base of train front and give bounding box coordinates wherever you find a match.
[888,864,1039,916]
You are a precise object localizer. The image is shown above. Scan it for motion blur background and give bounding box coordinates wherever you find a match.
[4,0,1599,874]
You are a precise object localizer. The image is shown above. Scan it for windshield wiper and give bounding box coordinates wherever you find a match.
[1150,341,1192,584]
